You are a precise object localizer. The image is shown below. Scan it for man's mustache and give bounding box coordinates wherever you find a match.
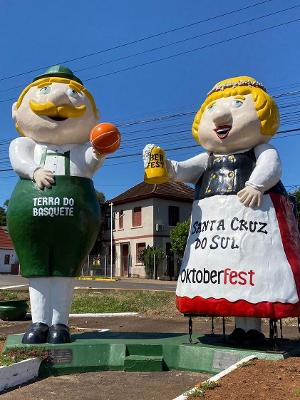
[29,100,86,118]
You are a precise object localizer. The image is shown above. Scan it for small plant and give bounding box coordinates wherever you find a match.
[186,381,219,399]
[296,388,300,397]
[0,290,29,302]
[140,246,165,279]
[0,347,50,366]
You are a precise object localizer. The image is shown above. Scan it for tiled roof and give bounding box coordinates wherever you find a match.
[0,227,14,250]
[109,181,195,205]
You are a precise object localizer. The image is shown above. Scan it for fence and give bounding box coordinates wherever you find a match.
[80,255,116,278]
[81,254,180,280]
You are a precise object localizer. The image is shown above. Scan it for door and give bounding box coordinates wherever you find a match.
[121,244,129,277]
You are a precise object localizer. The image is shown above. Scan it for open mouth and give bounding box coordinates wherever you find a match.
[47,116,68,122]
[214,125,232,140]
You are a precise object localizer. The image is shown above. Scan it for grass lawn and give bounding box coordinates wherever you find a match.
[71,290,177,317]
[0,289,178,318]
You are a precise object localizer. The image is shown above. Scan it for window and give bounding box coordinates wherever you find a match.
[169,206,179,226]
[104,211,110,230]
[119,210,124,229]
[136,243,146,263]
[132,207,142,227]
[4,255,10,264]
[112,212,116,230]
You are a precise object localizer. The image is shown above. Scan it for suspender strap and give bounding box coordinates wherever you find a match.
[40,149,47,168]
[64,151,70,176]
[39,149,71,176]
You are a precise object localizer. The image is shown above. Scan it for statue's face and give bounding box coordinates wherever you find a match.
[12,81,98,145]
[197,94,270,154]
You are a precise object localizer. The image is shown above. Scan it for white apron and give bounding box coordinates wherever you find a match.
[176,194,298,305]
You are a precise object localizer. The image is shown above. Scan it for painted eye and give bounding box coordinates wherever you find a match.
[207,103,216,112]
[39,86,51,94]
[67,88,80,99]
[233,100,243,108]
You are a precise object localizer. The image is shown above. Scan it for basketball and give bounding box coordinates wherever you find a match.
[90,123,121,154]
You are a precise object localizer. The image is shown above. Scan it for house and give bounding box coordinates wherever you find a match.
[102,181,194,279]
[0,227,18,274]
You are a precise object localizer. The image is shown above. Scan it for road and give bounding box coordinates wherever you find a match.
[0,274,176,291]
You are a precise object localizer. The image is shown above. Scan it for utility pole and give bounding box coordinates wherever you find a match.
[110,202,113,279]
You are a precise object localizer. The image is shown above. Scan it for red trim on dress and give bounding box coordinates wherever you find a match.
[176,194,300,318]
[270,193,300,297]
[176,296,300,318]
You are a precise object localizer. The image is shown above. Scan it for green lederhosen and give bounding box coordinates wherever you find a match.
[7,150,100,277]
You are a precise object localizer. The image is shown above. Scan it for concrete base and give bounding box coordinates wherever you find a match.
[4,332,300,377]
[0,358,41,392]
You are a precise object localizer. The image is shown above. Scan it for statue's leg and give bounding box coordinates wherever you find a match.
[235,317,265,346]
[22,277,51,344]
[47,277,75,344]
[235,316,262,332]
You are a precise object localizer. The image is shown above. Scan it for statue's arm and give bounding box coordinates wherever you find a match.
[166,152,209,184]
[9,137,39,180]
[238,143,282,208]
[246,143,282,192]
[84,144,106,175]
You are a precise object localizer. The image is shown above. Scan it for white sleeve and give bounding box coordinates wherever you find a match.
[9,137,39,180]
[84,145,106,176]
[246,143,282,192]
[166,152,209,184]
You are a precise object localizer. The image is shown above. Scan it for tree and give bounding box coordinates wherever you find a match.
[170,219,190,259]
[0,200,9,226]
[140,246,165,279]
[289,188,300,229]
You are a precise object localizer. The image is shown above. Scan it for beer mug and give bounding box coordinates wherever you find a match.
[144,145,169,184]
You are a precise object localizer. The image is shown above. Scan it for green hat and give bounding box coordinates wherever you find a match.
[33,65,83,85]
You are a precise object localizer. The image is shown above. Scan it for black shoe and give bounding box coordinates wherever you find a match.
[227,328,247,346]
[47,324,71,344]
[22,322,49,344]
[245,329,266,347]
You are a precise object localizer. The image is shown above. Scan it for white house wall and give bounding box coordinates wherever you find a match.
[103,197,193,278]
[153,198,192,278]
[0,249,18,273]
[105,199,154,278]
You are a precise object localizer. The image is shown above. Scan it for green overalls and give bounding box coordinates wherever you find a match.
[7,150,100,277]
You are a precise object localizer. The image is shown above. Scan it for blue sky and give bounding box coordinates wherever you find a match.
[1,0,300,204]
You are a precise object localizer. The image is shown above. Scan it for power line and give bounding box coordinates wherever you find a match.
[84,17,300,82]
[73,4,300,75]
[0,0,272,83]
[1,15,300,104]
[1,128,300,174]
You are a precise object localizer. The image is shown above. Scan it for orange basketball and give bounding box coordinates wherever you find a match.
[90,123,121,154]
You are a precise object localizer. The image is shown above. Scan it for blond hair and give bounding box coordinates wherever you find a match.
[16,77,99,117]
[192,76,279,143]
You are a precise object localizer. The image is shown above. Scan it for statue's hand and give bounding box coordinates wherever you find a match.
[143,144,156,168]
[33,168,55,189]
[237,186,263,208]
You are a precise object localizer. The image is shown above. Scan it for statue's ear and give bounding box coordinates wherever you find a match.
[12,102,17,121]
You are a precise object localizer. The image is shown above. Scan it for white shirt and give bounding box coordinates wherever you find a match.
[166,143,282,193]
[9,137,105,180]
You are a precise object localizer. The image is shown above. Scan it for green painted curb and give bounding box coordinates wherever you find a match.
[4,332,300,377]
